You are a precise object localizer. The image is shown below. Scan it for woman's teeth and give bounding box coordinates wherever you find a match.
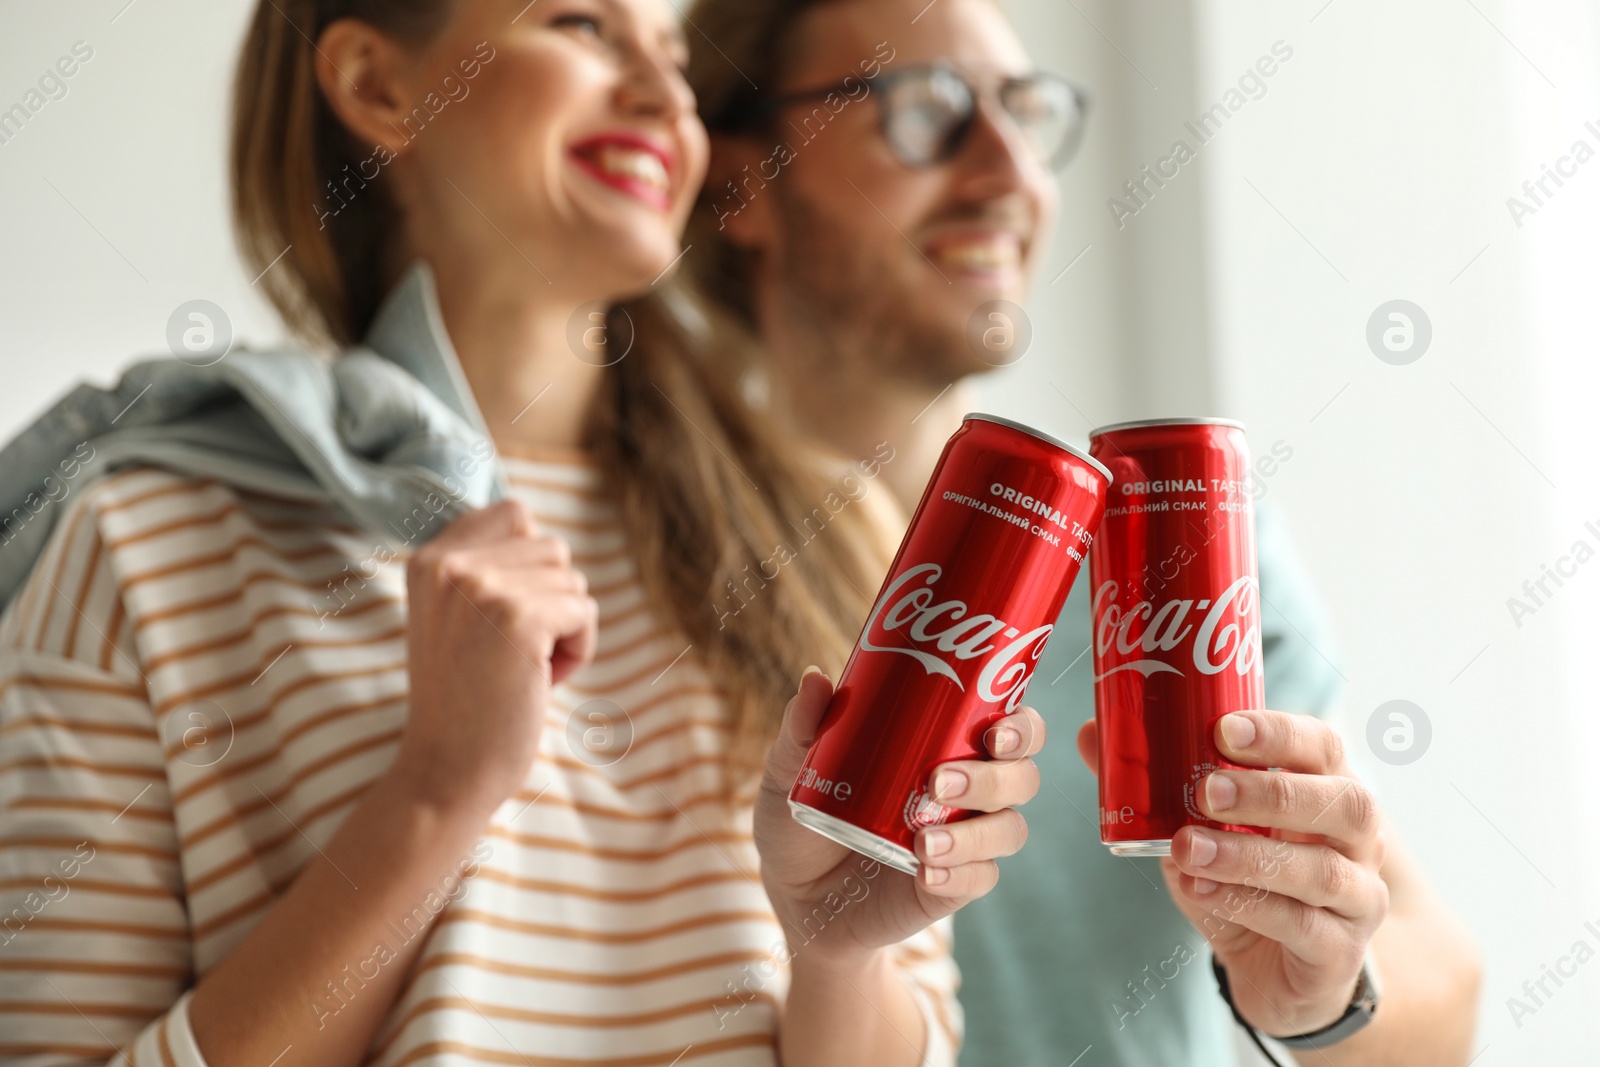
[593,146,669,193]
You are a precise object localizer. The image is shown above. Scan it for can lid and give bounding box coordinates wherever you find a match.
[1089,416,1247,437]
[963,412,1114,484]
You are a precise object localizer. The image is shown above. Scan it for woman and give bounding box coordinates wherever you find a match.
[0,2,1046,1065]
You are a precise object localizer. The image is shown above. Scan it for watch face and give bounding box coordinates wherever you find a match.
[1357,969,1381,1012]
[1362,950,1384,1002]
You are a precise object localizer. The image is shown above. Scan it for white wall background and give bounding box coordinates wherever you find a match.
[2,0,1597,1062]
[0,0,286,435]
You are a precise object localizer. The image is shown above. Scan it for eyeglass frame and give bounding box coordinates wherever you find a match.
[721,60,1092,171]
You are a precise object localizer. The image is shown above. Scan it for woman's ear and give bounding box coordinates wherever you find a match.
[314,19,417,157]
[704,132,780,249]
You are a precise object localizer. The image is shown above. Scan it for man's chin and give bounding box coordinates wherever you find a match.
[931,292,1034,372]
[943,271,1026,298]
[954,348,1023,383]
[884,319,1013,390]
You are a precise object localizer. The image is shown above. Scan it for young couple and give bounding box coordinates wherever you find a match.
[0,0,1481,1065]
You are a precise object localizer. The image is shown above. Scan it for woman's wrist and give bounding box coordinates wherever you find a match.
[788,937,891,984]
[382,744,518,825]
[375,755,507,832]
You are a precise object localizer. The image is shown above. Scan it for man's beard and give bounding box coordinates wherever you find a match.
[773,183,985,393]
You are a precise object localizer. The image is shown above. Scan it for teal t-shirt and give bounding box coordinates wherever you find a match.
[953,498,1345,1067]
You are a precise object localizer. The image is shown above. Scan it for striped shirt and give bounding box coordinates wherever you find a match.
[0,454,958,1067]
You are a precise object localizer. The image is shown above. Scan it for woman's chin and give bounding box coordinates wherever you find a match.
[589,235,690,301]
[559,182,694,297]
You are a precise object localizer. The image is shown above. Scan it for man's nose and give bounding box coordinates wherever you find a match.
[950,98,1042,203]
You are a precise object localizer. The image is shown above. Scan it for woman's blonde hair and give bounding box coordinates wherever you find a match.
[230,0,888,783]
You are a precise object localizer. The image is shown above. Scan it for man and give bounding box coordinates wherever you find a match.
[681,0,1483,1064]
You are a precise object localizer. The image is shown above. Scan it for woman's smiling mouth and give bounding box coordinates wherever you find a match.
[569,132,673,210]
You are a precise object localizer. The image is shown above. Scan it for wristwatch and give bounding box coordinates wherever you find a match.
[1212,952,1381,1052]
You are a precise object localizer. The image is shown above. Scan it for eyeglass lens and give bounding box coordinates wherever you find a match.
[881,67,1083,167]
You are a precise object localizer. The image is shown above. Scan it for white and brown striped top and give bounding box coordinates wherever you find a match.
[0,455,959,1067]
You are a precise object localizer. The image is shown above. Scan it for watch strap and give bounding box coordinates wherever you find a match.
[1211,953,1380,1057]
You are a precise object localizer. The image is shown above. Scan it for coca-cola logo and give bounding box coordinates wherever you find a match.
[1091,574,1262,682]
[903,786,951,831]
[860,563,1053,712]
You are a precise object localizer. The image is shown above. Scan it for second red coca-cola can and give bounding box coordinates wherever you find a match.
[790,414,1111,875]
[1088,417,1266,856]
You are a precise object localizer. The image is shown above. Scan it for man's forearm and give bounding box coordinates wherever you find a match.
[1292,826,1482,1067]
[780,948,928,1067]
[1289,912,1481,1067]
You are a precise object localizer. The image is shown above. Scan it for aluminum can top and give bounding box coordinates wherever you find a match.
[966,412,1115,485]
[1089,416,1247,437]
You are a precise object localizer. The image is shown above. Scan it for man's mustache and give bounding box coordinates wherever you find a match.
[917,204,1038,241]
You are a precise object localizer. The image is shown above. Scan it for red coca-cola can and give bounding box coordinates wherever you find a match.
[790,414,1111,874]
[1088,417,1266,856]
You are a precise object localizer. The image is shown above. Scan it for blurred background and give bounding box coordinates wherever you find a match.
[2,0,1597,1062]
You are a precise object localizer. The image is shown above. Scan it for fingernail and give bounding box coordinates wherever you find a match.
[991,728,1020,756]
[923,829,952,857]
[933,769,968,802]
[1188,830,1217,867]
[924,865,950,886]
[1219,713,1256,750]
[1193,877,1218,895]
[1206,774,1237,811]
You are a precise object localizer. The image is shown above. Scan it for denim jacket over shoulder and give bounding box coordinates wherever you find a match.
[0,261,505,611]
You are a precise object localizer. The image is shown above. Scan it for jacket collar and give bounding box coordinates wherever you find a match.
[362,259,494,438]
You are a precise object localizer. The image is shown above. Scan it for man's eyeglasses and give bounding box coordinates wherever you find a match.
[729,62,1091,170]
